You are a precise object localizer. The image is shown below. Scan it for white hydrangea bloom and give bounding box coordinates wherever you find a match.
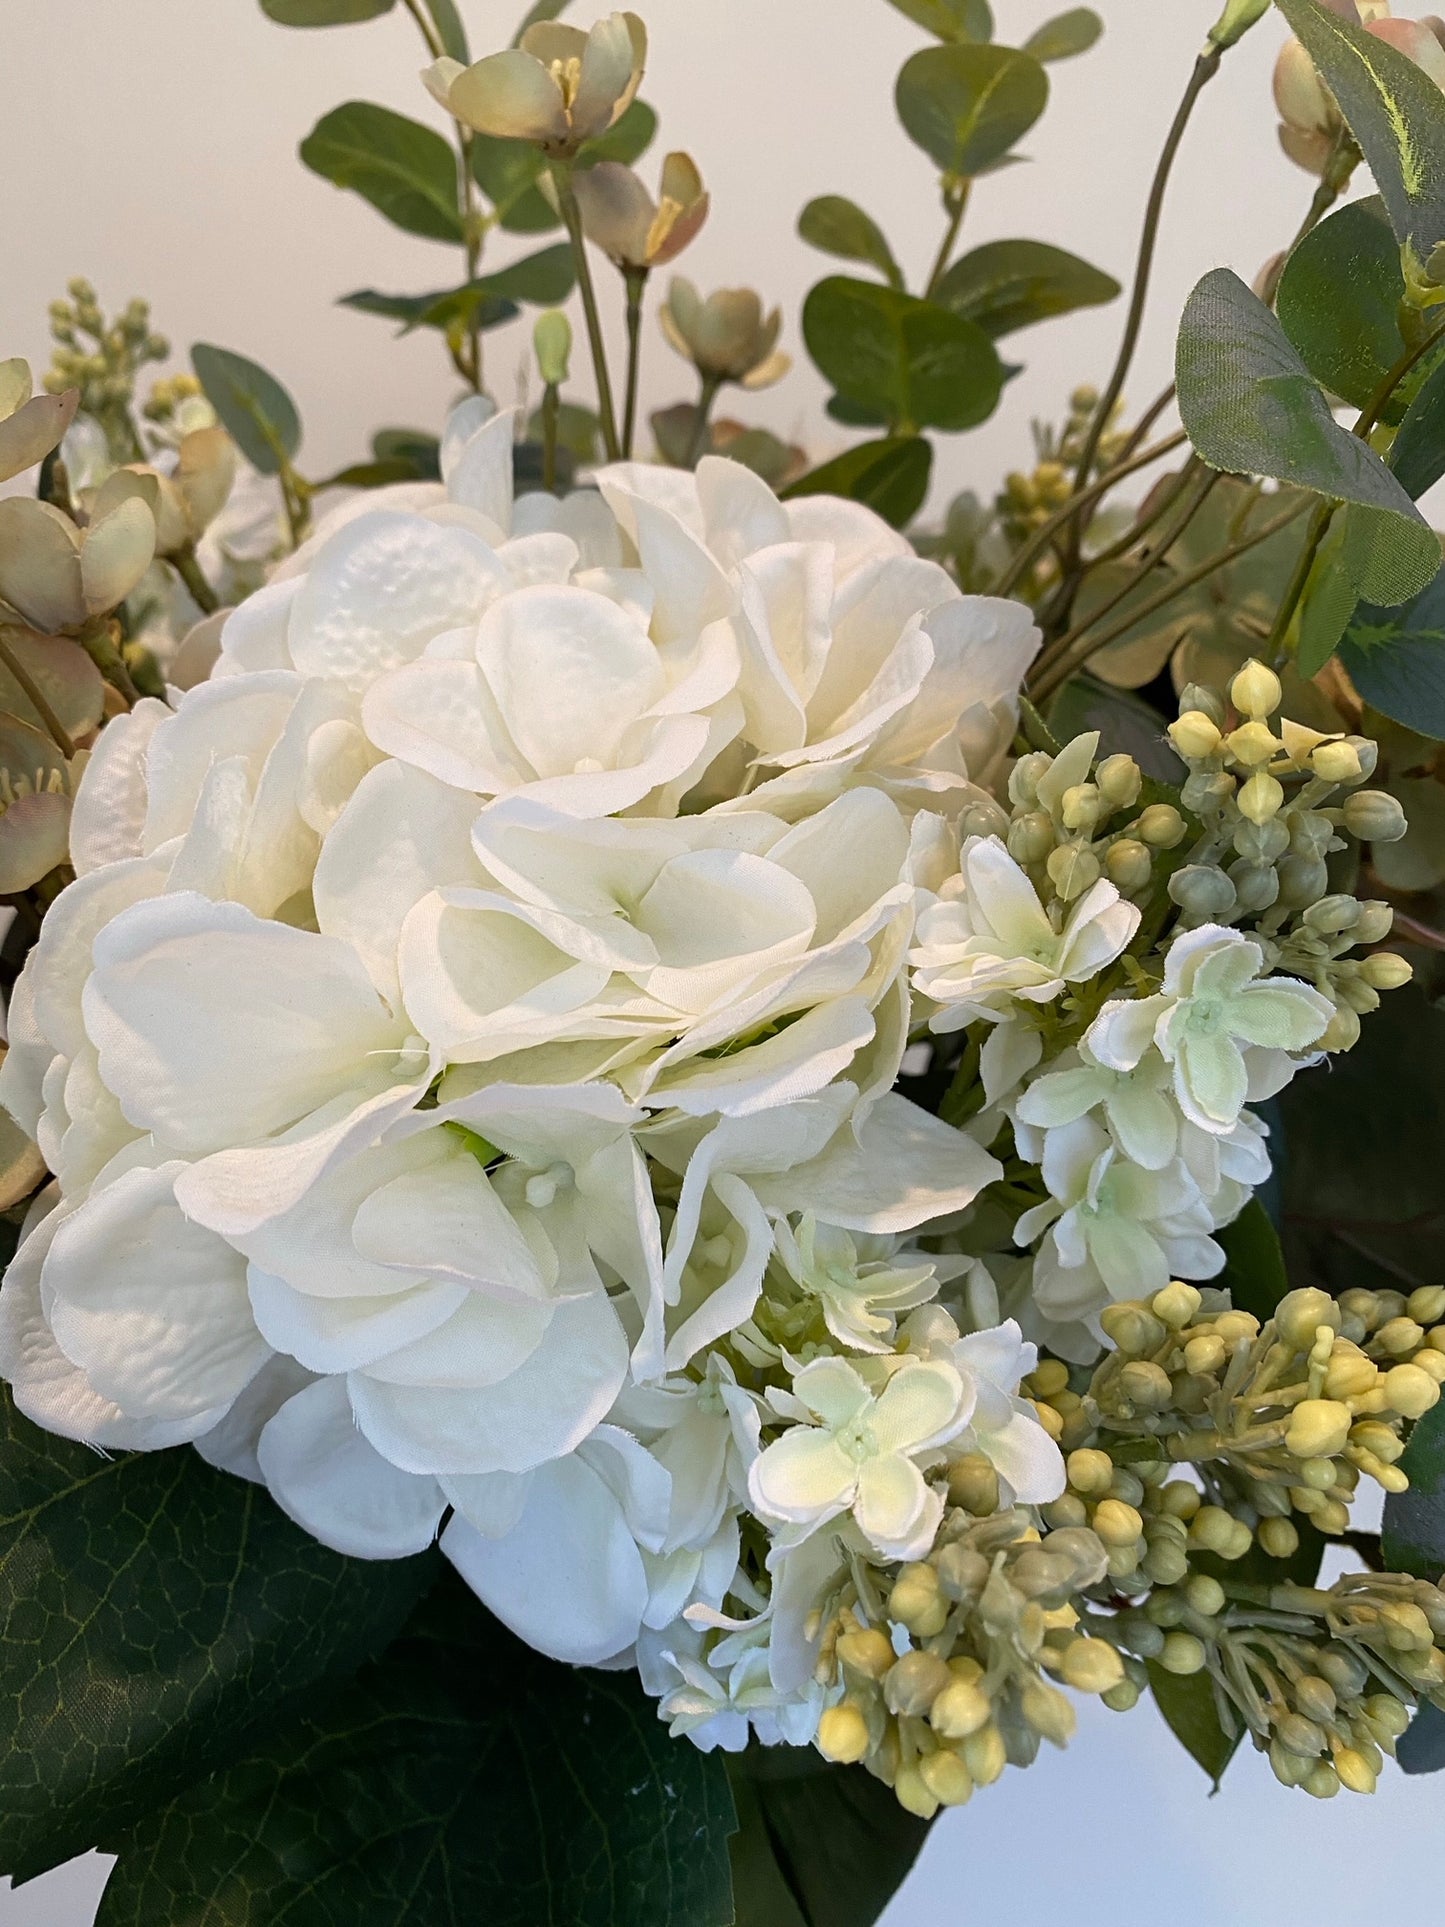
[1085,924,1333,1133]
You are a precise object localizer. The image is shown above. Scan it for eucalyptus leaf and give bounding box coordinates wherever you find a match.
[0,1387,438,1884]
[934,237,1119,336]
[724,1749,932,1927]
[580,97,658,166]
[0,628,104,738]
[1147,1662,1239,1787]
[895,43,1048,178]
[1175,267,1439,604]
[301,101,464,243]
[341,284,519,336]
[260,0,394,22]
[1023,7,1103,61]
[1275,197,1416,419]
[803,276,1003,431]
[97,1571,736,1927]
[1398,1700,1445,1773]
[422,0,468,60]
[190,343,301,475]
[1390,352,1445,498]
[885,0,993,42]
[826,393,892,428]
[798,197,903,288]
[469,135,559,233]
[372,426,442,478]
[513,0,571,41]
[1339,560,1445,738]
[1044,675,1182,781]
[783,435,933,529]
[1275,0,1445,264]
[481,242,577,302]
[1383,1401,1445,1578]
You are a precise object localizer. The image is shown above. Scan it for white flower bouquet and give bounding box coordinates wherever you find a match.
[3,0,1445,1919]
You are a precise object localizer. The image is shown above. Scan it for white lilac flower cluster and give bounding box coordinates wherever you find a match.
[0,400,1406,1771]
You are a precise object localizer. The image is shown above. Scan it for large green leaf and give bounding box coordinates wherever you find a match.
[1339,560,1445,738]
[725,1749,931,1927]
[1023,8,1103,61]
[885,0,993,42]
[894,44,1048,178]
[1275,0,1445,266]
[1147,1663,1239,1787]
[1175,267,1439,605]
[97,1571,736,1927]
[190,343,301,475]
[0,1387,437,1883]
[1044,675,1183,782]
[1275,197,1421,420]
[260,0,394,22]
[1383,1402,1445,1579]
[301,101,464,243]
[934,237,1119,337]
[1390,353,1445,499]
[783,436,933,529]
[803,277,1003,432]
[1399,1700,1445,1773]
[798,197,903,288]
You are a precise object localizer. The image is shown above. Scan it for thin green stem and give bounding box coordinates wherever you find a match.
[401,0,446,59]
[924,181,970,300]
[552,165,621,460]
[541,381,561,492]
[1264,498,1335,662]
[1029,497,1313,704]
[1075,456,1204,574]
[403,0,487,389]
[171,545,219,616]
[621,268,647,459]
[684,374,723,468]
[1260,133,1359,308]
[0,630,76,757]
[1070,47,1222,504]
[993,429,1189,598]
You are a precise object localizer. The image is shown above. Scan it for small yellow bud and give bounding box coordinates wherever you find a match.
[1046,842,1101,901]
[918,1748,974,1807]
[836,1628,897,1680]
[1324,1342,1378,1400]
[1258,1516,1300,1558]
[1158,1631,1207,1675]
[1136,802,1187,848]
[1031,1399,1065,1441]
[1363,1692,1411,1740]
[1334,1747,1378,1795]
[1102,1676,1142,1711]
[1152,1281,1203,1329]
[1230,658,1283,720]
[1189,1506,1242,1557]
[1384,1363,1441,1419]
[817,1701,871,1764]
[1376,1316,1426,1358]
[1310,739,1364,784]
[1360,952,1413,991]
[1286,1399,1353,1459]
[1276,1287,1341,1352]
[1043,1493,1090,1529]
[1293,1676,1336,1724]
[947,1453,1001,1516]
[1117,1360,1173,1410]
[930,1677,992,1742]
[1183,1332,1228,1376]
[1238,769,1285,824]
[1157,1481,1202,1521]
[1303,1761,1341,1799]
[1104,837,1153,893]
[1092,1499,1144,1547]
[1350,1420,1404,1463]
[1021,1679,1077,1746]
[1342,789,1407,843]
[1007,810,1056,865]
[893,1763,940,1819]
[1067,1448,1114,1496]
[884,1651,952,1717]
[1096,753,1142,810]
[1214,1310,1260,1345]
[1058,1637,1126,1695]
[1169,710,1223,759]
[1226,720,1282,766]
[961,1722,1007,1786]
[889,1564,949,1638]
[1060,782,1103,833]
[1184,1574,1226,1617]
[1099,1303,1167,1355]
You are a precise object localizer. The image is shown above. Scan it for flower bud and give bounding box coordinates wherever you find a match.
[1276,853,1330,909]
[1096,753,1142,810]
[1286,1398,1353,1459]
[1092,1499,1144,1547]
[893,1763,939,1819]
[1234,815,1291,863]
[1189,1506,1243,1556]
[1363,1692,1411,1740]
[1046,843,1101,901]
[1170,710,1223,759]
[836,1627,895,1679]
[918,1748,974,1807]
[1410,1287,1445,1326]
[1303,894,1360,935]
[1060,782,1103,834]
[1104,837,1152,893]
[1059,1637,1126,1694]
[1185,1573,1227,1617]
[1346,734,1379,779]
[817,1701,870,1763]
[1324,1343,1377,1400]
[1228,859,1280,912]
[1310,739,1363,784]
[1360,952,1412,991]
[532,310,572,386]
[1067,1448,1114,1496]
[1230,657,1283,719]
[1383,1362,1441,1419]
[1376,1315,1425,1357]
[931,1676,992,1742]
[1334,1748,1378,1795]
[1136,803,1186,848]
[1277,1287,1341,1351]
[1143,1539,1190,1586]
[1021,1680,1076,1746]
[1277,1711,1326,1757]
[1009,752,1053,808]
[1319,1003,1362,1052]
[1182,770,1236,815]
[1342,789,1408,843]
[1007,810,1055,865]
[1117,1360,1173,1410]
[889,1563,949,1637]
[1303,1761,1340,1799]
[884,1650,952,1717]
[935,1543,990,1606]
[1168,864,1237,922]
[1226,720,1282,766]
[1158,1631,1207,1675]
[1152,1281,1202,1329]
[947,1454,1000,1517]
[1184,1332,1228,1376]
[961,1723,1007,1786]
[1238,770,1285,825]
[1099,1303,1167,1355]
[1258,1516,1300,1558]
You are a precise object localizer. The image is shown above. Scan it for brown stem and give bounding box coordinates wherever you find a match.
[0,630,76,757]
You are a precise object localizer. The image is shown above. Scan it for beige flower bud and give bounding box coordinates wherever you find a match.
[533,310,573,386]
[930,1677,992,1742]
[1096,752,1142,810]
[1277,1287,1341,1351]
[1383,1362,1441,1419]
[572,152,709,270]
[1311,738,1364,784]
[1136,802,1186,848]
[1158,1631,1207,1675]
[1258,1516,1300,1558]
[1046,842,1101,901]
[1226,720,1282,766]
[884,1650,952,1717]
[1238,769,1285,825]
[1059,1636,1125,1694]
[659,277,789,388]
[1286,1399,1353,1459]
[1343,788,1408,843]
[431,12,647,154]
[1104,837,1152,893]
[1230,657,1282,719]
[918,1748,974,1807]
[1007,810,1056,865]
[816,1701,870,1764]
[1169,709,1223,759]
[1360,952,1412,991]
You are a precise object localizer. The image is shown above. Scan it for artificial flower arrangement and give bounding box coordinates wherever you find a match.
[3,0,1445,1920]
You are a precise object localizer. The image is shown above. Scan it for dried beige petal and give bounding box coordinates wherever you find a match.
[80,495,157,615]
[0,390,80,486]
[0,499,85,631]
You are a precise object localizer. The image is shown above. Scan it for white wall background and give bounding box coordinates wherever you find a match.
[1,4,1438,1924]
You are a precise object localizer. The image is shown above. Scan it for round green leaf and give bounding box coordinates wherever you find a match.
[885,0,993,41]
[798,197,902,288]
[1276,198,1413,419]
[261,0,395,22]
[894,43,1048,178]
[1390,353,1445,500]
[934,237,1119,337]
[1023,7,1103,60]
[1339,560,1445,738]
[191,344,302,475]
[578,97,657,167]
[301,102,464,244]
[802,276,1003,431]
[783,436,933,529]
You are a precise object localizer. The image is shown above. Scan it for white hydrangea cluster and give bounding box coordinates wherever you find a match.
[0,400,1402,1766]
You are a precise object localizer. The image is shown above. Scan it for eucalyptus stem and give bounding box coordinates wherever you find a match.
[401,0,445,57]
[402,0,488,390]
[552,165,621,460]
[1264,498,1335,662]
[1070,46,1222,502]
[621,267,647,460]
[924,180,969,300]
[171,544,219,616]
[684,374,723,467]
[541,381,561,493]
[993,429,1189,598]
[1260,132,1359,307]
[0,630,76,757]
[1074,455,1204,575]
[1029,497,1313,703]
